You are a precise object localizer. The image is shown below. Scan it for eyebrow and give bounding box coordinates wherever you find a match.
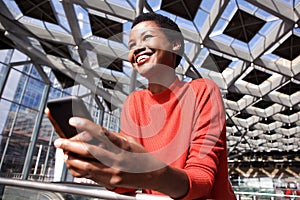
[128,29,154,45]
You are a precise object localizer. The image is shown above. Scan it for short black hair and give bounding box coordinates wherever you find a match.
[131,13,184,67]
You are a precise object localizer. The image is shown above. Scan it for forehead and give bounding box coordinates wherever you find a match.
[130,21,163,36]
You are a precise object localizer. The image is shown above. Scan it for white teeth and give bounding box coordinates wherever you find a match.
[136,55,149,63]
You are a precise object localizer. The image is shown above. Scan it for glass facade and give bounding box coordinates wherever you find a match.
[0,49,120,182]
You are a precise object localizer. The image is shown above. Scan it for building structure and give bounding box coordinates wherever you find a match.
[0,0,299,195]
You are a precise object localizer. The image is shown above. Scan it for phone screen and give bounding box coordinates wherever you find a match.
[46,96,93,138]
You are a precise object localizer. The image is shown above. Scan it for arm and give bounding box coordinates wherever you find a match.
[54,117,189,199]
[180,79,227,199]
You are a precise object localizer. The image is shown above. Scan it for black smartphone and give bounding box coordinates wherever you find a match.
[46,96,93,138]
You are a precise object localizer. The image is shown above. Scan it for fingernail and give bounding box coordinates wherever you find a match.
[63,154,69,161]
[54,139,62,147]
[69,117,81,125]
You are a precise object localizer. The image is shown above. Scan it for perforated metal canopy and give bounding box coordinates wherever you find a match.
[0,0,299,178]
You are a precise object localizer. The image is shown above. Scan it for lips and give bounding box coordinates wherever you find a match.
[135,52,153,65]
[136,55,149,63]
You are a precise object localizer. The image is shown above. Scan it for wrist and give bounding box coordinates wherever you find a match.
[150,165,189,199]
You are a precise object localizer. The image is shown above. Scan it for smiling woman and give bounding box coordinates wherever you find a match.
[127,21,179,86]
[52,12,236,200]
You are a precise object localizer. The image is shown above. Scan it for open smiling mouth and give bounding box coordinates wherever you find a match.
[136,54,150,64]
[136,54,153,66]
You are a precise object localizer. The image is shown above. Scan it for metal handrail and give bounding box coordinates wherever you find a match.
[0,177,171,200]
[235,191,300,199]
[2,177,300,200]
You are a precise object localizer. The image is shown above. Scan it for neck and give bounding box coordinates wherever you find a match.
[148,73,177,94]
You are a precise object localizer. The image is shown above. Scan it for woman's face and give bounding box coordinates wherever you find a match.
[128,21,177,78]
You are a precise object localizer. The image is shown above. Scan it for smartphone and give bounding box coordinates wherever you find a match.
[46,96,93,138]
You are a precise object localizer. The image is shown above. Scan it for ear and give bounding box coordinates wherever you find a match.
[172,39,181,53]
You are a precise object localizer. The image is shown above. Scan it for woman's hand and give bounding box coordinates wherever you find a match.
[53,117,167,190]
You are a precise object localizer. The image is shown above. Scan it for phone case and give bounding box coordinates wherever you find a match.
[46,96,93,138]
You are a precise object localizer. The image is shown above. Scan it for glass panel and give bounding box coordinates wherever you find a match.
[35,115,57,182]
[0,135,29,176]
[48,87,63,100]
[29,65,43,81]
[14,64,44,81]
[1,69,24,103]
[11,50,28,63]
[0,99,13,135]
[2,67,46,110]
[0,100,38,177]
[13,106,37,137]
[14,64,30,74]
[0,64,9,90]
[28,143,56,181]
[0,50,13,64]
[102,111,120,132]
[21,76,45,110]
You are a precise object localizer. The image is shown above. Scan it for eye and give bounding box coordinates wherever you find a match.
[128,42,136,50]
[143,34,153,41]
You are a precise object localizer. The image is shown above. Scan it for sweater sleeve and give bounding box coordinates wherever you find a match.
[181,79,226,200]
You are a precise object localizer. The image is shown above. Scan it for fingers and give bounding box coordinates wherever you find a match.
[69,117,130,150]
[69,117,104,138]
[69,117,110,144]
[54,137,117,162]
[54,139,90,157]
[70,131,93,142]
[65,156,117,189]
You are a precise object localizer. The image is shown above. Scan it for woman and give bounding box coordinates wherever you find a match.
[53,13,236,199]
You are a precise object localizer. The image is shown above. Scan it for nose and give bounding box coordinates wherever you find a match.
[128,40,147,63]
[133,46,146,56]
[128,45,146,63]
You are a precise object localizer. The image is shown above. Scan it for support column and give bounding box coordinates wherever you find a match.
[129,0,145,92]
[21,83,51,179]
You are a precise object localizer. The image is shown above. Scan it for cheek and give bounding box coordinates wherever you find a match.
[149,38,171,51]
[148,41,163,50]
[128,51,134,64]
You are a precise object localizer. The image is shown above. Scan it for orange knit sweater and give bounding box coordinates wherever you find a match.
[119,78,236,199]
